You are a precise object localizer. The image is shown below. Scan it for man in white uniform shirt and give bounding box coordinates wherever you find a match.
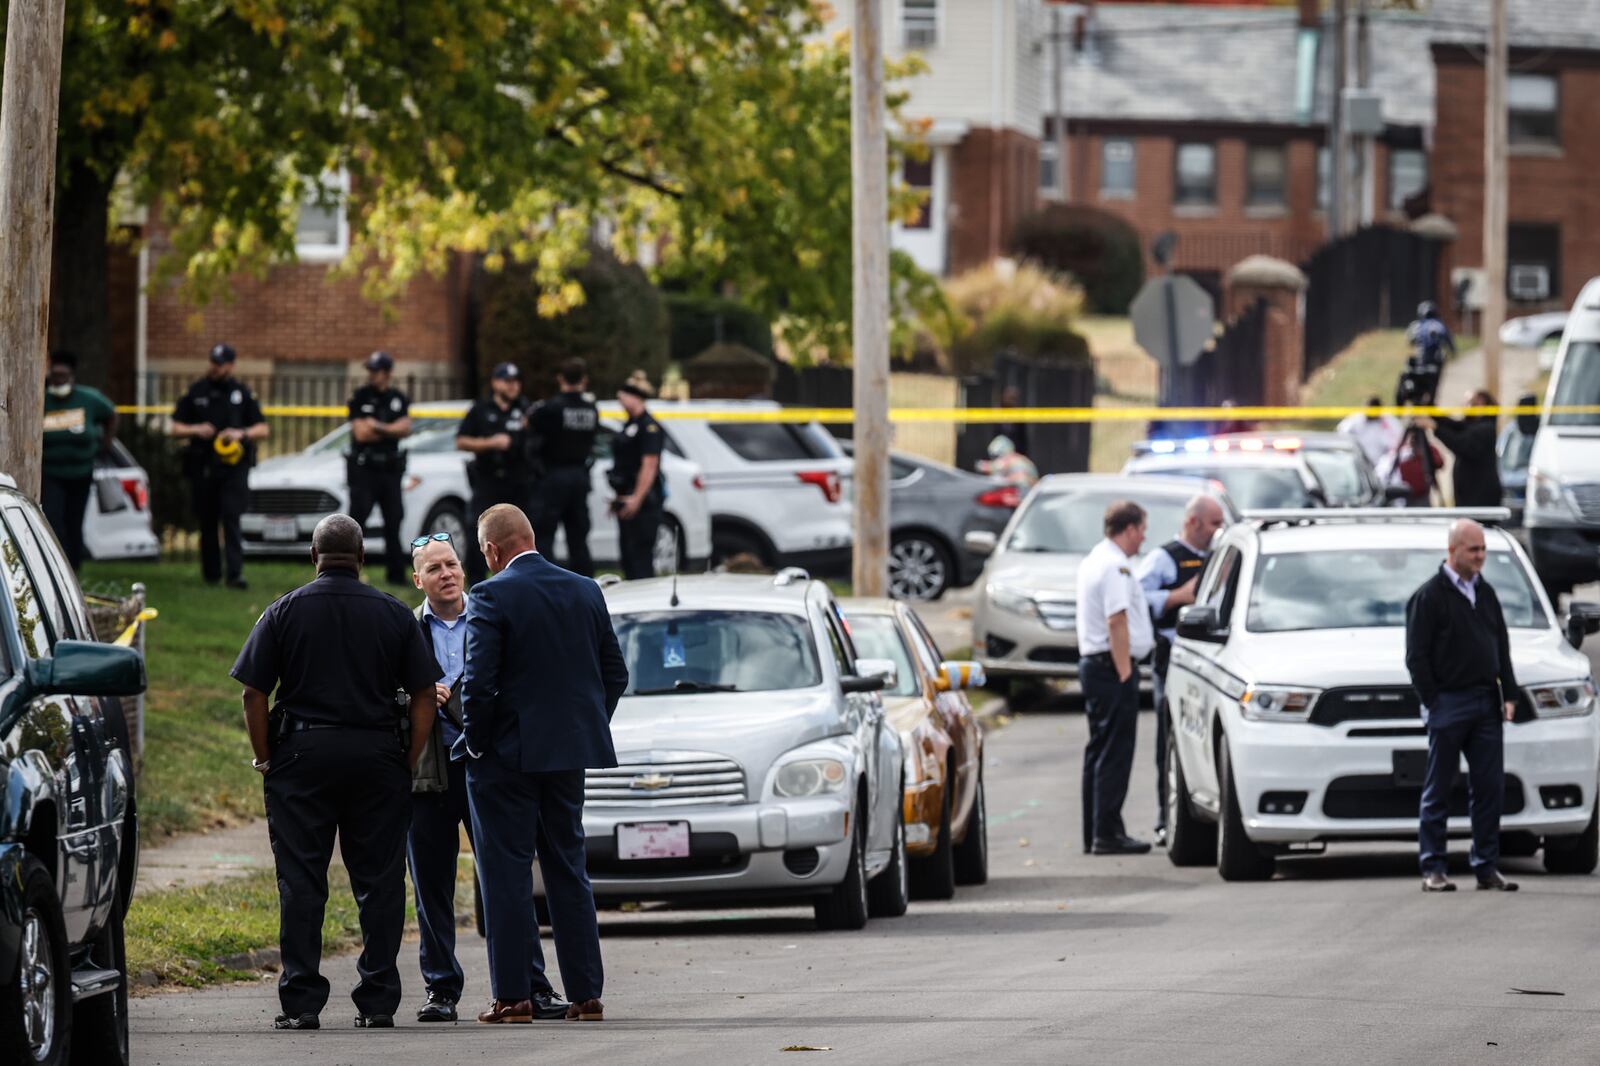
[1075,500,1156,856]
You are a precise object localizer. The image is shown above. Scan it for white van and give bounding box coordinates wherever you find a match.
[1525,277,1600,596]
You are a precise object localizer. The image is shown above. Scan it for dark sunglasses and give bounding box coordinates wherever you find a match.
[411,532,453,549]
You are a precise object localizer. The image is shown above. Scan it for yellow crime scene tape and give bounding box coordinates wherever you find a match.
[112,608,159,648]
[116,402,1597,423]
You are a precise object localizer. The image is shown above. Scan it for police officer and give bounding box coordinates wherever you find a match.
[231,514,441,1031]
[532,357,599,576]
[456,362,541,584]
[1136,494,1225,847]
[170,342,268,588]
[611,371,666,581]
[346,351,414,584]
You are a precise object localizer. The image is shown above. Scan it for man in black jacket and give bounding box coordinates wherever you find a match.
[1420,389,1503,507]
[1404,518,1521,893]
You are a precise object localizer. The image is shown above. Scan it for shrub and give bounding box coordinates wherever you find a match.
[1009,204,1145,314]
[943,260,1090,377]
[664,294,775,363]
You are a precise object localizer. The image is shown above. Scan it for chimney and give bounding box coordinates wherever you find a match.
[1298,0,1320,28]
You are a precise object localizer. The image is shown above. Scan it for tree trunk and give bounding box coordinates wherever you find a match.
[51,158,114,392]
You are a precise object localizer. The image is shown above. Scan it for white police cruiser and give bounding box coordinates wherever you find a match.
[1162,508,1600,880]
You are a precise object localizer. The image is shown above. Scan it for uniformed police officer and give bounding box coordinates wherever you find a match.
[456,362,541,584]
[231,514,441,1031]
[1136,495,1225,847]
[170,343,268,588]
[532,357,599,576]
[610,371,666,581]
[346,351,414,584]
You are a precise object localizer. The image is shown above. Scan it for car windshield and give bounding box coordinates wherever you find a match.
[1550,341,1600,427]
[1007,491,1189,554]
[615,610,821,695]
[1302,450,1367,503]
[840,613,918,696]
[1247,548,1547,632]
[307,415,461,456]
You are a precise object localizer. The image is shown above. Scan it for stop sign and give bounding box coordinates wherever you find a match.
[1130,275,1216,369]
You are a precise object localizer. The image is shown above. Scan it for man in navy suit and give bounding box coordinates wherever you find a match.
[459,504,628,1024]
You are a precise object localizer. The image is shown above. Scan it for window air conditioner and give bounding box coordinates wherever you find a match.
[1509,263,1550,301]
[904,25,937,47]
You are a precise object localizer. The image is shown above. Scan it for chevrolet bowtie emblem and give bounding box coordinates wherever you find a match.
[631,772,673,791]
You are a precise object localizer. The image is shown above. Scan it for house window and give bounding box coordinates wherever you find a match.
[295,170,349,262]
[903,155,933,230]
[1508,223,1559,303]
[1100,138,1135,199]
[1174,142,1215,208]
[1508,73,1558,147]
[1245,145,1286,208]
[902,0,938,48]
[1388,148,1427,211]
[1316,146,1330,210]
[1039,142,1061,198]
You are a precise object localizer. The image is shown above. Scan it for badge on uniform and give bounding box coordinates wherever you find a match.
[625,423,638,437]
[1118,566,1131,576]
[230,389,243,405]
[390,396,403,411]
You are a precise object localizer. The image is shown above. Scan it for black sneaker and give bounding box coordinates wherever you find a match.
[417,992,458,1023]
[273,1013,319,1030]
[530,990,569,1020]
[226,576,249,590]
[355,1014,394,1028]
[1092,835,1153,856]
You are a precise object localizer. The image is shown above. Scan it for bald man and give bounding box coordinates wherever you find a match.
[1405,519,1522,893]
[459,505,628,1024]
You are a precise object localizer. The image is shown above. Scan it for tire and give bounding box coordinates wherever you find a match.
[1217,743,1275,882]
[952,769,989,886]
[814,802,870,931]
[1543,804,1599,875]
[70,890,129,1066]
[910,771,956,900]
[867,802,909,919]
[0,854,72,1066]
[421,499,468,545]
[652,515,685,577]
[888,533,953,601]
[712,526,772,569]
[1165,723,1218,868]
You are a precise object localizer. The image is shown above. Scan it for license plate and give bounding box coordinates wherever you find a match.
[1392,749,1429,787]
[262,516,298,542]
[616,821,690,861]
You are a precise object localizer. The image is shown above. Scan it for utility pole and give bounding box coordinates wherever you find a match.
[1354,0,1373,228]
[0,0,68,500]
[1328,0,1348,239]
[851,0,890,597]
[1052,2,1068,200]
[1482,0,1507,398]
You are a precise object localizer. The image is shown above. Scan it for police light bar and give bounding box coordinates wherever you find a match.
[1135,436,1301,456]
[1241,507,1512,525]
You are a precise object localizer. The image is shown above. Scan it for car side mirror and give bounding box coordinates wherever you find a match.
[936,660,986,692]
[840,672,886,695]
[23,640,147,699]
[963,530,997,557]
[1564,603,1600,649]
[853,657,898,690]
[1176,604,1226,643]
[1516,393,1540,437]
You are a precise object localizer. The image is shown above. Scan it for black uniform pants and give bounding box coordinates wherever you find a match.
[617,497,663,581]
[263,727,411,1018]
[466,477,535,584]
[190,466,248,583]
[1080,655,1140,849]
[533,465,593,577]
[348,463,406,583]
[40,473,92,570]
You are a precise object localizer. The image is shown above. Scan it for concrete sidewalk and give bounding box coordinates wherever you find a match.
[1437,343,1543,404]
[137,819,274,894]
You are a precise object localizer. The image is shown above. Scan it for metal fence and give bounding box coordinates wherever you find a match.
[1165,298,1269,409]
[1301,226,1440,380]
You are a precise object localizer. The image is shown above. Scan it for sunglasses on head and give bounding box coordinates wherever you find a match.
[410,532,453,549]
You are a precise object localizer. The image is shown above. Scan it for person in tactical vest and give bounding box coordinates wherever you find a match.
[531,358,600,577]
[455,363,542,584]
[346,351,414,584]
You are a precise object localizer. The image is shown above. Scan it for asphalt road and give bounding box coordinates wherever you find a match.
[131,700,1600,1066]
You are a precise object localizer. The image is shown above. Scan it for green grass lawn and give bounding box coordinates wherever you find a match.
[1301,329,1481,414]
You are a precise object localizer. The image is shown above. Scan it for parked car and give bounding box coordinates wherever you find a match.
[1500,311,1568,352]
[840,443,1018,601]
[83,439,159,562]
[966,474,1237,682]
[1164,508,1600,881]
[0,473,146,1066]
[242,401,712,575]
[1498,413,1535,527]
[1209,432,1388,506]
[1125,436,1329,509]
[559,572,907,929]
[841,599,988,898]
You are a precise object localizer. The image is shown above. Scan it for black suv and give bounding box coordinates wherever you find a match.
[0,476,145,1065]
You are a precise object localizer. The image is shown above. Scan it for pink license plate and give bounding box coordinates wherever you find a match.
[616,821,690,860]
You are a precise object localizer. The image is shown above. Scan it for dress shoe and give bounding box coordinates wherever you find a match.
[1421,871,1456,892]
[417,992,458,1023]
[272,1013,319,1031]
[531,990,570,1020]
[477,999,534,1024]
[354,1014,394,1028]
[1153,825,1169,848]
[1092,835,1153,856]
[1476,869,1520,892]
[226,576,249,590]
[565,998,604,1021]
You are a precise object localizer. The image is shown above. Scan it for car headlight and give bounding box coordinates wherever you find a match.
[987,582,1040,620]
[1239,684,1320,722]
[1526,680,1596,719]
[773,758,848,798]
[1527,470,1577,521]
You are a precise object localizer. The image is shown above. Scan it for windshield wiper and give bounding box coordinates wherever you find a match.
[634,680,738,696]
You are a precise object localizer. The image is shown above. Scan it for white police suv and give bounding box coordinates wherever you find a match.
[1162,508,1600,881]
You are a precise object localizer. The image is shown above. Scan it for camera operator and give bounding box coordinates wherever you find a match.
[1415,390,1502,507]
[1398,302,1456,407]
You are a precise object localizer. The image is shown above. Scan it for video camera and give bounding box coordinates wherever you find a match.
[1395,354,1441,407]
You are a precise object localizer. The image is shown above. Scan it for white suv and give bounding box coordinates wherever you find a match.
[1163,508,1600,881]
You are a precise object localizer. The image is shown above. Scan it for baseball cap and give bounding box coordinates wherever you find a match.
[365,350,395,372]
[208,342,237,365]
[492,362,521,381]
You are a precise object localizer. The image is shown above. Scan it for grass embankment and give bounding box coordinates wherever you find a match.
[1078,315,1159,473]
[1300,329,1481,412]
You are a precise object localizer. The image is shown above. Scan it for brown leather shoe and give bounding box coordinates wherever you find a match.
[564,998,604,1021]
[477,999,534,1024]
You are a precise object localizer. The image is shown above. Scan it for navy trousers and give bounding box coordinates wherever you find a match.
[1419,689,1505,875]
[466,756,604,1004]
[1080,656,1141,848]
[1152,649,1171,832]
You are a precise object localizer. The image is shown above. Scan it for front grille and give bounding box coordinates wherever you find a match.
[1568,482,1600,521]
[586,751,746,808]
[1322,774,1525,819]
[248,488,340,515]
[1310,687,1421,726]
[1034,596,1076,631]
[585,830,745,878]
[1028,646,1080,664]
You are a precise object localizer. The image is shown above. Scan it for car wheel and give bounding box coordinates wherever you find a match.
[888,534,952,601]
[1217,742,1275,882]
[814,803,870,931]
[712,527,772,569]
[652,516,685,576]
[910,770,956,900]
[867,801,909,919]
[1165,724,1218,868]
[421,500,468,545]
[70,887,129,1066]
[952,768,989,886]
[0,854,72,1066]
[1543,804,1599,875]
